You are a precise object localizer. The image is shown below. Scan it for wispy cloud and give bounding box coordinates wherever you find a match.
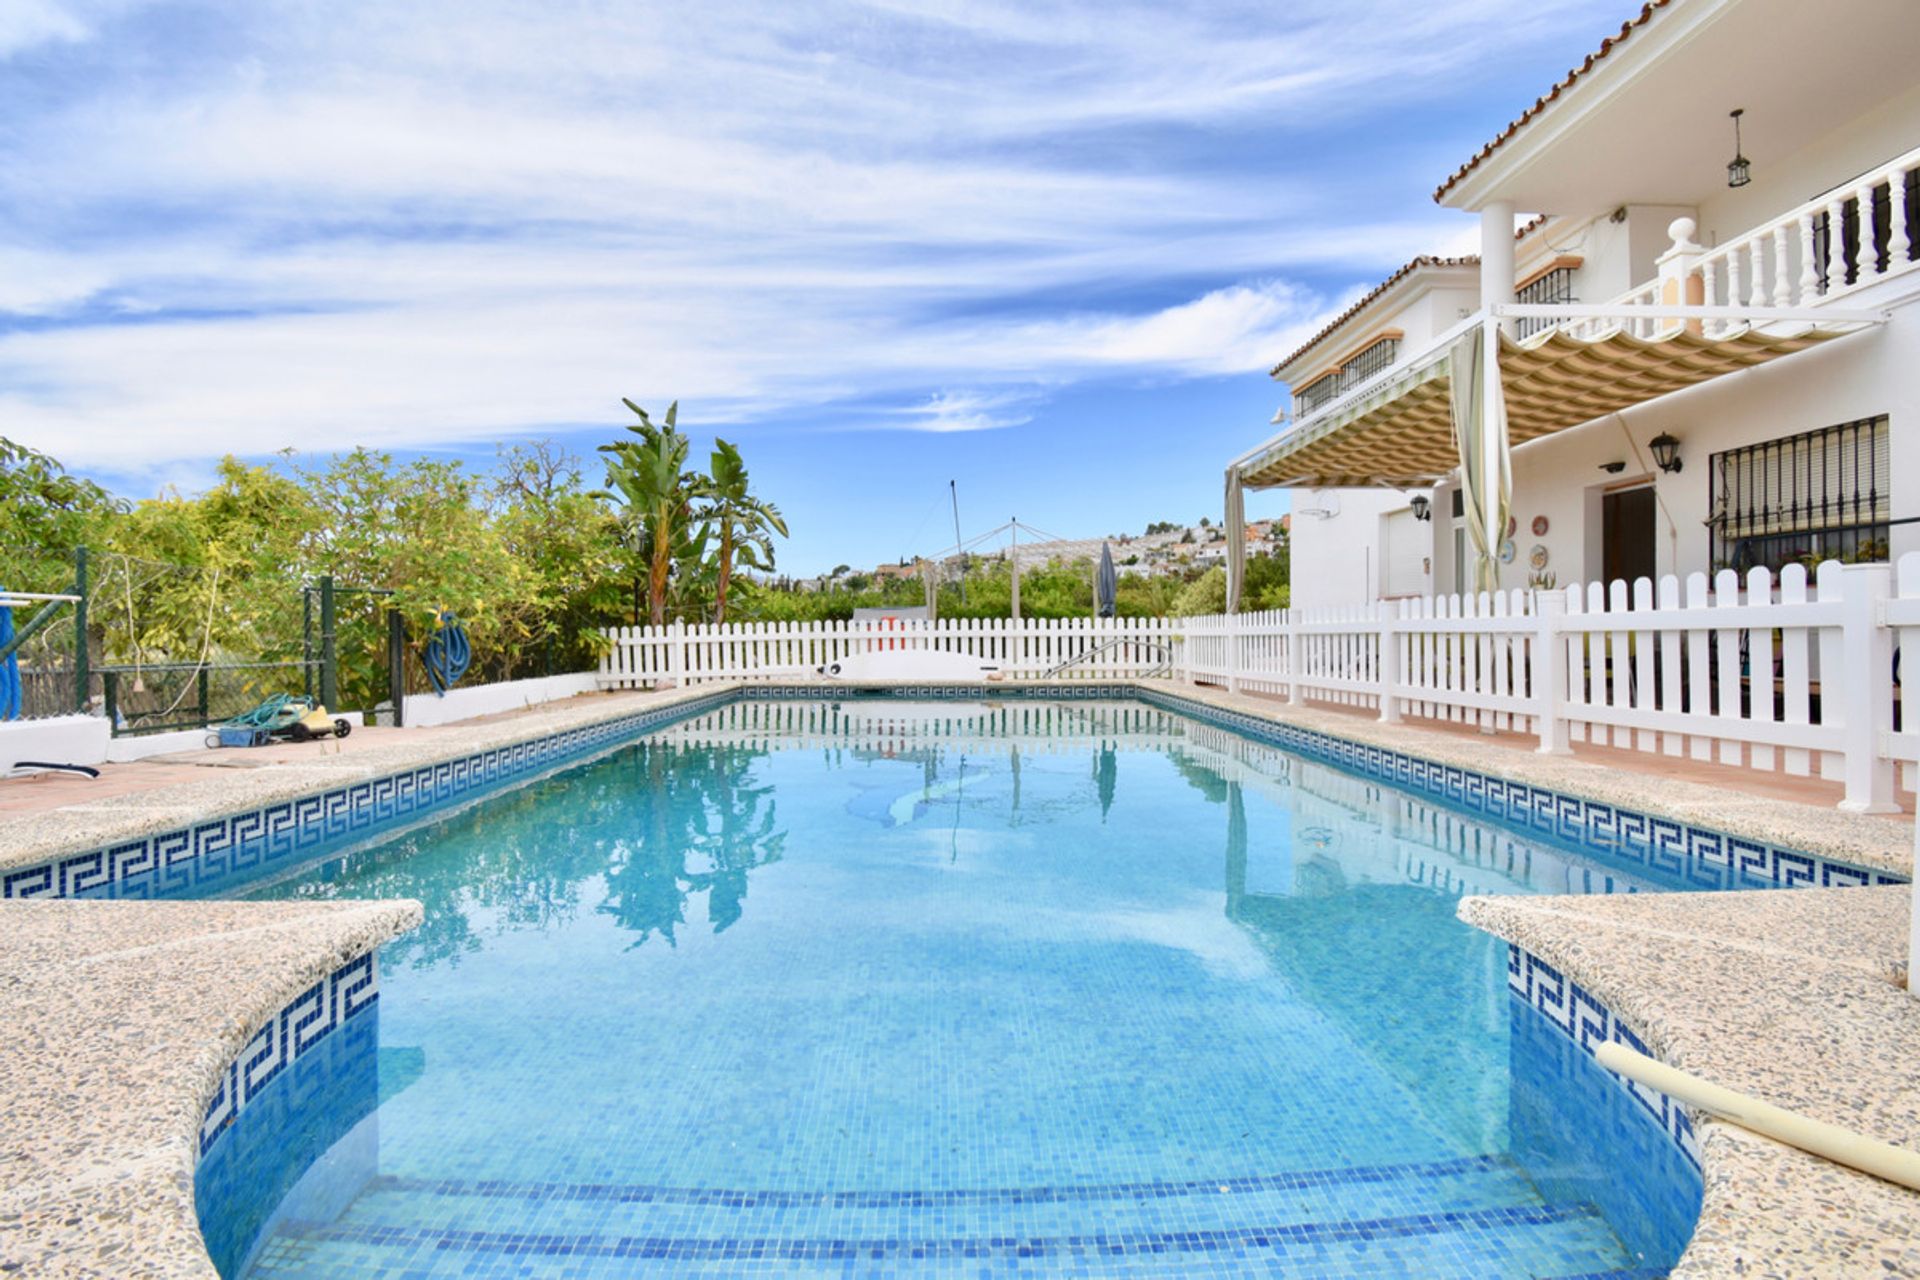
[0,0,1603,473]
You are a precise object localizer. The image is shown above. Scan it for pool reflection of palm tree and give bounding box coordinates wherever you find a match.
[598,740,786,947]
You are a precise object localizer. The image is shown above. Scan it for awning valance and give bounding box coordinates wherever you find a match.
[1239,324,1851,489]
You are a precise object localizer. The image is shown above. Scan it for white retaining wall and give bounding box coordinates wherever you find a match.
[400,672,600,728]
[0,714,111,769]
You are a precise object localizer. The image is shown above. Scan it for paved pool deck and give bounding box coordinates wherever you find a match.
[1,678,1915,1277]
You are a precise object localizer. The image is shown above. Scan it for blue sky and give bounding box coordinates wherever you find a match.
[1,0,1629,575]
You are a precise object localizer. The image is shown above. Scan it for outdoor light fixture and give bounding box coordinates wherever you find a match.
[1600,461,1627,475]
[1409,495,1432,522]
[1650,433,1684,474]
[1726,109,1751,188]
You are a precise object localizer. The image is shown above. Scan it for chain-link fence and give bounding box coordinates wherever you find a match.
[1,546,406,735]
[84,550,324,735]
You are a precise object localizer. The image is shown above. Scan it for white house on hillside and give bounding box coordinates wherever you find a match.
[1234,0,1919,613]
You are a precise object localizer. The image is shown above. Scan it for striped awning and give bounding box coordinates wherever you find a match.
[1239,325,1850,489]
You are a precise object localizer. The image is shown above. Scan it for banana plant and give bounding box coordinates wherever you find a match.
[595,400,706,627]
[701,439,787,625]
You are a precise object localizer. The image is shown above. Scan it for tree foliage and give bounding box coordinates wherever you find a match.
[3,417,1292,715]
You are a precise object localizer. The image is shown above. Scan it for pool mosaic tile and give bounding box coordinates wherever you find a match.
[8,684,1894,904]
[200,952,381,1158]
[1506,944,1700,1170]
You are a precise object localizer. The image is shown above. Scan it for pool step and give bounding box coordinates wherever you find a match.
[247,1154,1658,1278]
[252,1201,1642,1278]
[325,1152,1545,1241]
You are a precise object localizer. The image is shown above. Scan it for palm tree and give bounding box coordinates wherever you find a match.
[701,439,787,625]
[597,400,706,626]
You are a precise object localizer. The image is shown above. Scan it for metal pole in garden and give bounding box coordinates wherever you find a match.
[387,607,406,727]
[71,545,88,713]
[319,574,338,711]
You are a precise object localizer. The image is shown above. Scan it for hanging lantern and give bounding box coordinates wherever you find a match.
[1726,109,1751,189]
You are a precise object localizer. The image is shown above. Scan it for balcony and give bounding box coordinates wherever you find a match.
[1238,144,1918,491]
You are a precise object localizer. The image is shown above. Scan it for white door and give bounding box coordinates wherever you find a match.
[1382,509,1427,597]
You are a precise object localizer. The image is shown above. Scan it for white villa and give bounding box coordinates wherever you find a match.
[1233,0,1918,613]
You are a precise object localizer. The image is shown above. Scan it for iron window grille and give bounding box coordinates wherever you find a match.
[1292,336,1402,419]
[1294,372,1340,417]
[1708,416,1890,572]
[1514,266,1577,338]
[1337,336,1399,393]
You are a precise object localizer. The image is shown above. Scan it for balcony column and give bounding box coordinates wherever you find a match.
[1479,200,1516,335]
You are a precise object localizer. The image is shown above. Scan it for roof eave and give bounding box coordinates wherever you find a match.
[1432,0,1709,210]
[1268,257,1480,382]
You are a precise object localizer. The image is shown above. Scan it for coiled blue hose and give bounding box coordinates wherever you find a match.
[0,589,19,721]
[422,611,472,696]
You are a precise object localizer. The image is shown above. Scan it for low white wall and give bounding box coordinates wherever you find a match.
[401,673,599,728]
[102,711,368,762]
[1,715,111,768]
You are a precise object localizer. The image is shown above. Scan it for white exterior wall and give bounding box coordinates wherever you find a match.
[1500,298,1919,592]
[1401,286,1479,350]
[1287,488,1434,610]
[1697,81,1920,252]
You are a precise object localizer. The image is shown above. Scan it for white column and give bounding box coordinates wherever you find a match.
[1479,200,1516,334]
[1481,314,1505,592]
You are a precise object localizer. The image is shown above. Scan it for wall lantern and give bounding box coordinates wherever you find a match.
[1409,495,1432,522]
[1649,432,1684,474]
[1726,109,1751,188]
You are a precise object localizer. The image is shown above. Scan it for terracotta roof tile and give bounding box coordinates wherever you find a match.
[1269,255,1478,379]
[1432,0,1675,204]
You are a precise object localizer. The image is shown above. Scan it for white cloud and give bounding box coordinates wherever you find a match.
[0,0,1593,469]
[0,0,88,57]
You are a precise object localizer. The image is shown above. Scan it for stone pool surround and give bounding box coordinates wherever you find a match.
[0,678,1913,1277]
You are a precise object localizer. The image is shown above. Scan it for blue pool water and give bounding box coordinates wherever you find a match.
[192,697,1703,1277]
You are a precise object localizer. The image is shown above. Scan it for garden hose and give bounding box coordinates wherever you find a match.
[223,692,302,728]
[422,610,472,696]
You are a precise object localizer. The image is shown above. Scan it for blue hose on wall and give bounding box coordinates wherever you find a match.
[422,610,472,697]
[0,589,19,720]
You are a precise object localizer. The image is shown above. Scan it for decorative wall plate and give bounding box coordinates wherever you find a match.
[1499,538,1517,564]
[1507,515,1518,537]
[1529,544,1550,570]
[1531,515,1549,536]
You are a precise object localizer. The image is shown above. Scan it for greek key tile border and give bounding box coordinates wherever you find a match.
[1135,688,1902,892]
[6,682,1895,902]
[1,690,737,901]
[1506,944,1700,1171]
[199,951,379,1158]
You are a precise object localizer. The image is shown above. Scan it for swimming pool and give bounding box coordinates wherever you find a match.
[188,695,1709,1278]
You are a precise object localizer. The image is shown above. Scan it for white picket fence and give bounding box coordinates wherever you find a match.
[598,615,1179,685]
[600,554,1919,811]
[1181,558,1918,812]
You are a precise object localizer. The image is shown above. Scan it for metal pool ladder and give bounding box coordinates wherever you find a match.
[1041,637,1173,680]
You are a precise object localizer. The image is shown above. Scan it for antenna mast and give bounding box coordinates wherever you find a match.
[949,480,966,604]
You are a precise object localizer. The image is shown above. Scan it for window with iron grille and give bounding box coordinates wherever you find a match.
[1708,416,1890,572]
[1294,372,1340,417]
[1337,336,1399,393]
[1514,266,1576,338]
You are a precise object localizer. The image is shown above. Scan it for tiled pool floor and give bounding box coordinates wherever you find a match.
[245,1153,1653,1278]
